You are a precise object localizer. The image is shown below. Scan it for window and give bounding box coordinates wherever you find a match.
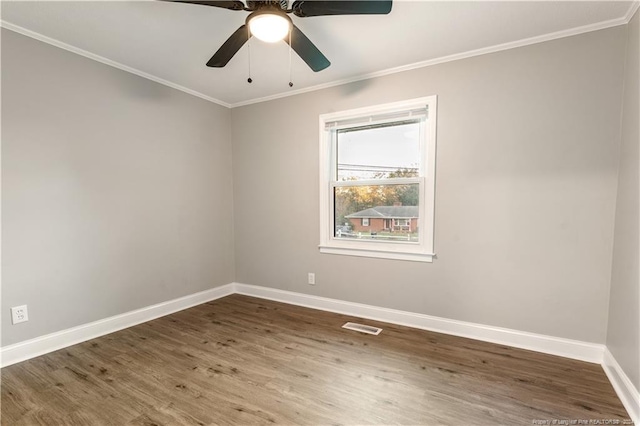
[319,96,437,262]
[393,219,411,231]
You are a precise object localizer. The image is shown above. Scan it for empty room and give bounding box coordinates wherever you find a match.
[1,0,639,424]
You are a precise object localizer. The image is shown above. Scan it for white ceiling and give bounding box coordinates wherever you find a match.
[2,1,637,107]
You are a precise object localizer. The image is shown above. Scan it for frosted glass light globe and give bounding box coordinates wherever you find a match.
[248,13,291,43]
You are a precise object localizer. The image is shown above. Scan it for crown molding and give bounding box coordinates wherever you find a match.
[2,1,638,110]
[230,10,635,107]
[626,1,640,22]
[0,20,231,109]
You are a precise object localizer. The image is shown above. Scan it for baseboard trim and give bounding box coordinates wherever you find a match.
[602,348,640,424]
[0,284,235,368]
[233,283,605,364]
[0,282,609,367]
[3,281,633,419]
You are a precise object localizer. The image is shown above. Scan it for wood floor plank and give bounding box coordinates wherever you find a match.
[1,294,632,425]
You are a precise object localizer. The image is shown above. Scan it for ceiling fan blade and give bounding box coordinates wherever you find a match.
[285,24,330,72]
[162,0,245,11]
[292,1,392,17]
[207,25,251,67]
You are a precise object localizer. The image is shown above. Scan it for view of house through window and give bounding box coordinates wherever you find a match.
[334,121,421,242]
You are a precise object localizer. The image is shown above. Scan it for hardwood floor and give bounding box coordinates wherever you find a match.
[1,294,631,425]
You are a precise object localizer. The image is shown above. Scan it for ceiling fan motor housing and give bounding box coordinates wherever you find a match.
[246,1,287,11]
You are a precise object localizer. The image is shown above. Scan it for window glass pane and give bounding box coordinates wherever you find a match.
[336,121,420,181]
[334,184,419,242]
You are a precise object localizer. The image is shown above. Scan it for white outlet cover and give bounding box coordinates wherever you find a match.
[11,305,29,324]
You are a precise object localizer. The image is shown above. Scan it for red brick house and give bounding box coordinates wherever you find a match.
[346,206,419,233]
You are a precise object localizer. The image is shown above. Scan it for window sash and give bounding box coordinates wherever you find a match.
[332,177,421,187]
[329,178,425,247]
[330,119,428,181]
[319,96,437,262]
[324,108,428,131]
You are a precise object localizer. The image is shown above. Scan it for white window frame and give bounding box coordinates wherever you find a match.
[319,96,437,262]
[362,218,370,226]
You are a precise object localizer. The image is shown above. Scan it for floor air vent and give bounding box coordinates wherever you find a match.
[342,322,382,335]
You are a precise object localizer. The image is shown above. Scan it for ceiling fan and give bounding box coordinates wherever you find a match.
[164,1,393,72]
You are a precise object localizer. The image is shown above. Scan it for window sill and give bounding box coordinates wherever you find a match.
[319,245,435,263]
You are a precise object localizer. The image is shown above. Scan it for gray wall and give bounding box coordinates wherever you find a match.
[1,18,634,359]
[1,29,235,346]
[607,11,640,390]
[232,26,627,344]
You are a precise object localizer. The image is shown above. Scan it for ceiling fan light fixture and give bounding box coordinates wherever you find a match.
[248,11,291,43]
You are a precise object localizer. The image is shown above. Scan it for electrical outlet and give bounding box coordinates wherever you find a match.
[308,272,316,285]
[11,305,29,325]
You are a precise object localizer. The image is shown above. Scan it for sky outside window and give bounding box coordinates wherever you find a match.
[336,121,420,181]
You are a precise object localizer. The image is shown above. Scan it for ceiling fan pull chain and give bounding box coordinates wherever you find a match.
[288,28,293,88]
[247,26,253,84]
